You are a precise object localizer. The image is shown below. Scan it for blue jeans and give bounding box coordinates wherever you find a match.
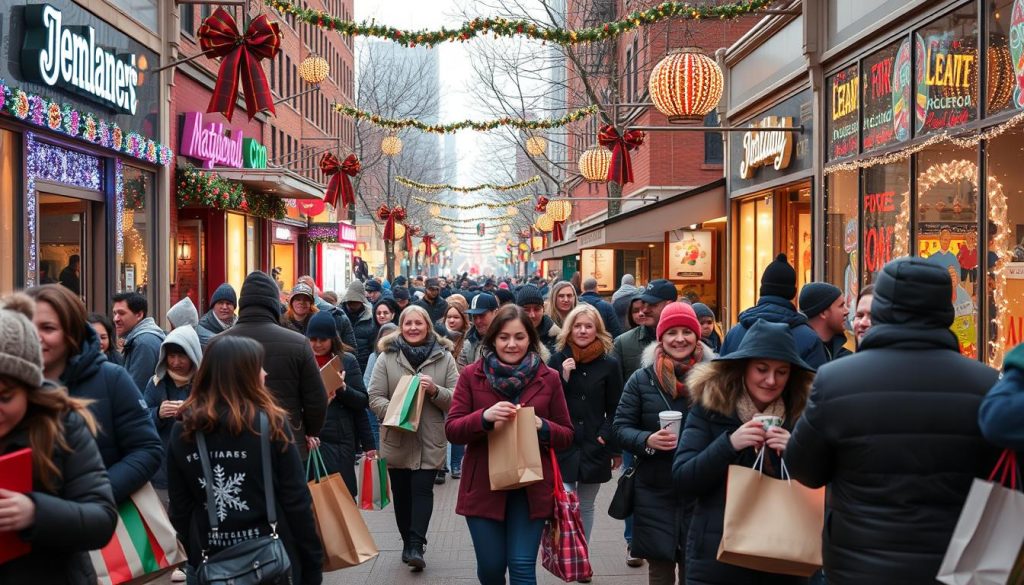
[622,451,634,544]
[366,409,380,450]
[449,443,465,473]
[466,489,546,585]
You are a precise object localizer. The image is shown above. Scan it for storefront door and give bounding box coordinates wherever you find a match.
[272,243,295,291]
[38,193,94,302]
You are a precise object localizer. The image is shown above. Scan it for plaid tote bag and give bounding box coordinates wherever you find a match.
[540,447,593,582]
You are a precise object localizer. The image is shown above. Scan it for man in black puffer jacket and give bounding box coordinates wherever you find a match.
[786,257,1000,585]
[221,272,327,456]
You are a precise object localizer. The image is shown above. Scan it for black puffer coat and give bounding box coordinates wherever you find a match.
[343,301,376,372]
[548,347,622,484]
[319,352,375,497]
[0,410,118,585]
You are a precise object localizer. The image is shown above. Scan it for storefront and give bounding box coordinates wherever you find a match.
[311,221,357,295]
[534,238,579,283]
[0,0,170,311]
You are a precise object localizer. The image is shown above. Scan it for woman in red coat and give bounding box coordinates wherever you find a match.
[446,304,574,585]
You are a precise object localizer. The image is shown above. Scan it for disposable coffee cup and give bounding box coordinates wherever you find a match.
[659,411,683,436]
[753,414,783,431]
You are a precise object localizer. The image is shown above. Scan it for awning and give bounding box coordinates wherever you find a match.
[533,237,579,261]
[208,167,325,200]
[575,179,725,247]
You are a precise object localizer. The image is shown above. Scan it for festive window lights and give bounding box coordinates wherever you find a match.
[824,170,858,332]
[0,130,15,292]
[984,0,1020,116]
[117,164,154,296]
[984,128,1024,368]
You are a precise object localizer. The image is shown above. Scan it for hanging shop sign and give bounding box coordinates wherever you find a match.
[180,111,243,169]
[21,4,140,115]
[243,138,267,169]
[828,65,859,160]
[861,38,912,151]
[730,89,812,192]
[739,116,794,179]
[914,7,978,136]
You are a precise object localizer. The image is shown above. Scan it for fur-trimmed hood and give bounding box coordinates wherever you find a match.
[639,339,716,368]
[685,359,814,420]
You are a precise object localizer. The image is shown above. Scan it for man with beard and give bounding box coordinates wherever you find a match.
[414,278,448,323]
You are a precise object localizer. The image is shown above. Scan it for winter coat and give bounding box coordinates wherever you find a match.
[445,359,574,521]
[167,417,323,585]
[414,295,449,324]
[368,333,459,470]
[458,327,486,368]
[612,343,713,562]
[822,333,852,362]
[612,294,635,332]
[979,345,1024,450]
[121,316,166,393]
[579,291,624,338]
[198,309,236,334]
[316,299,358,349]
[319,352,374,497]
[548,347,622,484]
[537,316,561,356]
[672,362,804,585]
[60,326,163,503]
[221,272,328,454]
[612,325,657,384]
[719,296,827,368]
[785,323,999,585]
[0,411,118,585]
[344,302,376,372]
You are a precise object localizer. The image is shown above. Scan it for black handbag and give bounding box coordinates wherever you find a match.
[194,412,292,585]
[607,462,638,520]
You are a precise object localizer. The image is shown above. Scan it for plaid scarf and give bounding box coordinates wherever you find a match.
[483,351,542,402]
[655,343,704,400]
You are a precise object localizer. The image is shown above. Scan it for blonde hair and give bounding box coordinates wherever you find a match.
[398,304,446,345]
[556,304,614,354]
[546,281,577,327]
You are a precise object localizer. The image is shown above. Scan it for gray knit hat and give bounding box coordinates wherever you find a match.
[0,294,45,388]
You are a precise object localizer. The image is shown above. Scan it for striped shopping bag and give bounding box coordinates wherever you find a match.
[89,483,186,585]
[359,456,391,510]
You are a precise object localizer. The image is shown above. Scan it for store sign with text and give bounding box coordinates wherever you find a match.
[729,90,812,190]
[180,112,267,169]
[739,116,794,179]
[862,191,899,274]
[828,65,859,160]
[914,24,977,135]
[862,38,911,151]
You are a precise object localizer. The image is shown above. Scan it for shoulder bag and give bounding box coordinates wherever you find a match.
[195,412,292,585]
[608,386,674,519]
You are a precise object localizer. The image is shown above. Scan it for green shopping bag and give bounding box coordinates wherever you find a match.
[360,456,391,510]
[382,374,424,432]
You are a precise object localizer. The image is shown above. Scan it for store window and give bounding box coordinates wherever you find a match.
[109,0,158,32]
[985,128,1024,367]
[862,161,910,286]
[117,165,155,299]
[226,213,262,295]
[734,194,774,313]
[914,5,978,136]
[825,171,858,327]
[828,64,859,160]
[861,37,912,152]
[985,0,1020,116]
[0,129,18,292]
[916,146,979,358]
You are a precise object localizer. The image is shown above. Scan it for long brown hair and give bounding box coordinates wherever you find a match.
[177,336,290,446]
[25,285,88,358]
[686,360,813,421]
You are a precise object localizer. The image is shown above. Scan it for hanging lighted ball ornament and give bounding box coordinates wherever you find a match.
[429,204,441,217]
[381,135,403,157]
[535,214,555,232]
[298,54,330,85]
[526,135,547,157]
[442,225,452,233]
[545,200,573,222]
[392,223,406,240]
[578,145,612,183]
[500,225,511,233]
[649,48,724,124]
[507,206,519,215]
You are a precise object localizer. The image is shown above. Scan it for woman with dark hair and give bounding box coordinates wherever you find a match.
[26,284,161,505]
[446,305,574,585]
[374,298,401,328]
[167,335,322,584]
[625,297,645,329]
[86,312,122,365]
[0,294,117,584]
[673,320,815,585]
[305,311,375,496]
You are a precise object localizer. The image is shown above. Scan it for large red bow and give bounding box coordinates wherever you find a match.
[598,125,645,185]
[421,234,435,258]
[199,8,281,122]
[534,196,549,213]
[552,220,565,242]
[320,153,360,207]
[377,205,406,240]
[404,225,422,255]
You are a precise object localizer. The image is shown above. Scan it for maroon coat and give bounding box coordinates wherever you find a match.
[446,359,574,522]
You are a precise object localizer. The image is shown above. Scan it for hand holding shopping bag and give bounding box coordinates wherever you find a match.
[382,374,424,432]
[359,454,391,511]
[307,447,379,570]
[488,405,544,490]
[541,447,593,582]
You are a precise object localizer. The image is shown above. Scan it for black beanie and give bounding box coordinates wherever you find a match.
[799,283,842,319]
[516,284,544,307]
[871,257,954,328]
[760,254,797,299]
[239,271,284,316]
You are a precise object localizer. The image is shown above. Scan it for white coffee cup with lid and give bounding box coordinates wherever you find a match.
[659,410,683,436]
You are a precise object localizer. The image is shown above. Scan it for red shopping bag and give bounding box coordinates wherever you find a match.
[541,447,593,582]
[359,455,391,510]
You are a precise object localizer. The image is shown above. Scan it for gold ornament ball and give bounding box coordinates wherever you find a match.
[429,204,441,217]
[578,146,611,183]
[298,54,330,85]
[381,135,403,157]
[442,225,452,233]
[526,135,547,157]
[649,48,723,124]
[392,223,406,240]
[535,214,555,232]
[507,206,519,215]
[500,225,511,233]
[545,200,573,222]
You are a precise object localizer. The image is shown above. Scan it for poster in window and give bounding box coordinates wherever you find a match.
[914,8,978,135]
[828,64,859,160]
[667,230,714,282]
[862,38,912,151]
[581,249,615,292]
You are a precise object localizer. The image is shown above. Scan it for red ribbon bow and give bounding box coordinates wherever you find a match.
[199,8,281,122]
[377,205,406,240]
[598,124,646,185]
[552,220,565,242]
[534,196,549,213]
[404,225,422,254]
[320,153,360,207]
[421,234,435,258]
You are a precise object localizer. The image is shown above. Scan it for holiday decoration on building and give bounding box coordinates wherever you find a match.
[526,135,548,156]
[534,196,549,213]
[413,195,533,209]
[578,145,612,182]
[308,223,340,244]
[649,48,724,123]
[598,124,645,184]
[319,152,360,207]
[381,135,403,156]
[534,214,554,232]
[377,205,406,240]
[199,8,281,122]
[298,54,330,85]
[176,164,286,219]
[397,175,540,193]
[335,104,597,133]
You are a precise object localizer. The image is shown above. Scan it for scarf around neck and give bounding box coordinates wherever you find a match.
[167,369,193,388]
[483,351,542,401]
[569,339,605,364]
[397,337,435,370]
[735,391,786,424]
[655,343,703,400]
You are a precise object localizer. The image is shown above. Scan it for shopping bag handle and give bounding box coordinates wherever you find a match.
[751,447,793,485]
[549,447,566,495]
[306,446,330,483]
[988,449,1021,490]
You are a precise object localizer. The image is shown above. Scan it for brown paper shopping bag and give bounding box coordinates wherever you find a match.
[307,448,379,570]
[937,450,1024,585]
[382,374,424,432]
[717,451,825,577]
[319,355,343,398]
[488,406,544,490]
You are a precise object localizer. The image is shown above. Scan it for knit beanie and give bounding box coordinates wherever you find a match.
[393,287,410,301]
[0,294,44,388]
[239,271,284,315]
[365,280,382,293]
[799,283,843,319]
[290,283,315,302]
[343,280,368,304]
[656,302,702,341]
[166,296,199,328]
[871,257,954,328]
[760,253,797,299]
[515,284,544,307]
[305,311,338,340]
[447,294,468,313]
[210,283,237,307]
[692,302,715,321]
[495,289,515,305]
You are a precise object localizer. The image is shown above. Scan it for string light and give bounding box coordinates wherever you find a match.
[397,175,540,193]
[578,146,611,182]
[334,104,598,133]
[412,195,532,209]
[649,48,723,124]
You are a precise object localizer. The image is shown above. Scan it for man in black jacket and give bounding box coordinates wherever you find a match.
[798,282,851,362]
[221,272,327,457]
[786,257,999,585]
[579,277,623,338]
[413,277,448,323]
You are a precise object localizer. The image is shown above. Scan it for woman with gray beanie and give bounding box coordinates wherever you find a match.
[0,294,118,584]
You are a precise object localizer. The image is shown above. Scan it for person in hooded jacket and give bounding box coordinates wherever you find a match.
[27,284,162,504]
[691,304,722,354]
[342,280,378,373]
[165,296,214,349]
[786,257,1000,585]
[298,275,357,349]
[197,283,238,334]
[613,302,715,584]
[612,274,641,329]
[87,312,123,366]
[219,272,328,458]
[0,294,118,585]
[517,285,561,355]
[720,254,827,369]
[112,291,167,394]
[143,326,202,502]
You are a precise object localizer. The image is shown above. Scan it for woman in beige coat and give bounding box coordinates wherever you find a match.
[369,304,459,572]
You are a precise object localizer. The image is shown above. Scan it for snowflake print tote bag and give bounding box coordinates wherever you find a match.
[541,447,593,582]
[89,482,187,585]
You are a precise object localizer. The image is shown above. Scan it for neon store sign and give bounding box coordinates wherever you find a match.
[181,112,267,170]
[21,4,140,115]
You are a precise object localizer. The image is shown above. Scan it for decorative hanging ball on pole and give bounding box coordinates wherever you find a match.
[545,200,573,222]
[500,225,511,233]
[525,135,547,157]
[535,214,555,232]
[578,145,612,182]
[392,223,406,240]
[298,54,330,85]
[381,135,403,157]
[429,204,441,217]
[507,206,519,215]
[649,48,724,124]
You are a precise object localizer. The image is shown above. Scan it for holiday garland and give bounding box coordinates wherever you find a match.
[397,175,540,193]
[413,195,533,209]
[308,222,340,244]
[176,164,286,219]
[264,0,773,47]
[433,213,517,224]
[336,103,597,133]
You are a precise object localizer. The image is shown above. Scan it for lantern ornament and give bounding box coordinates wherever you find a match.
[649,48,724,124]
[298,54,330,85]
[500,225,511,233]
[578,145,612,183]
[545,200,573,222]
[381,135,403,157]
[429,204,441,217]
[526,135,547,157]
[535,214,555,232]
[507,206,519,215]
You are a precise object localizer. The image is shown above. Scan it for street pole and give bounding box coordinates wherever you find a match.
[386,158,394,282]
